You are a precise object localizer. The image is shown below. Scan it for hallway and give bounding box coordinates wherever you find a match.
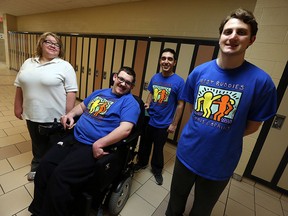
[0,62,288,216]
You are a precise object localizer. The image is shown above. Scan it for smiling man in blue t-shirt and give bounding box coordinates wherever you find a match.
[29,66,140,216]
[135,48,185,185]
[166,8,277,216]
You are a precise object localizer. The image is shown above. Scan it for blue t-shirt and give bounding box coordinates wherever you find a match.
[177,60,277,180]
[74,88,140,145]
[147,72,184,128]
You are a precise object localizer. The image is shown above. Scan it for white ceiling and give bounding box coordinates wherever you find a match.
[0,0,142,16]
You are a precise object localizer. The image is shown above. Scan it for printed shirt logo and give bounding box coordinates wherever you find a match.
[152,85,171,104]
[87,96,114,117]
[195,85,242,125]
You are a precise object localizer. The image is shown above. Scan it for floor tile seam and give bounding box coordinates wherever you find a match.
[255,203,284,216]
[230,181,255,195]
[14,143,23,155]
[135,191,167,209]
[0,184,28,196]
[0,183,4,195]
[135,179,169,208]
[0,158,14,175]
[255,187,283,201]
[227,181,255,212]
[24,183,34,199]
[228,196,255,211]
[133,192,157,209]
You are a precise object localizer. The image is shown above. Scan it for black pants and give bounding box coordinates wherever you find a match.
[137,124,168,174]
[29,135,99,216]
[26,120,59,172]
[166,157,229,216]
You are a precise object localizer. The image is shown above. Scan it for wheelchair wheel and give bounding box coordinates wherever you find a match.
[108,176,132,215]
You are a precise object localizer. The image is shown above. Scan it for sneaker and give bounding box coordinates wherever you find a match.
[27,171,36,181]
[154,173,163,185]
[134,163,147,172]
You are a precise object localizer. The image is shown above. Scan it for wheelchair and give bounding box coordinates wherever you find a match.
[39,95,145,216]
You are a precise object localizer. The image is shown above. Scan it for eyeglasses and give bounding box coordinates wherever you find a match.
[117,75,134,87]
[43,40,60,48]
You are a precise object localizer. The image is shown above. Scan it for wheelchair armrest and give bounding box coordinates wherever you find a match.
[122,129,141,144]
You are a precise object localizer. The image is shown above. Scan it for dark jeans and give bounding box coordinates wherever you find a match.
[29,136,98,216]
[26,120,59,172]
[166,157,229,216]
[137,124,168,174]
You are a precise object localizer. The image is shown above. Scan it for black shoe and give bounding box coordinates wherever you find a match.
[154,173,163,185]
[134,163,147,172]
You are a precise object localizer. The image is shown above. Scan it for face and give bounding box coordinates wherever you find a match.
[41,35,60,59]
[160,51,176,74]
[219,18,255,57]
[112,71,134,95]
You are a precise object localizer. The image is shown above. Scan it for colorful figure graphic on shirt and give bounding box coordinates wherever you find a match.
[153,88,160,101]
[195,85,242,125]
[94,102,109,116]
[158,89,167,103]
[213,95,235,121]
[87,96,113,117]
[152,85,171,104]
[196,91,221,118]
[89,99,101,114]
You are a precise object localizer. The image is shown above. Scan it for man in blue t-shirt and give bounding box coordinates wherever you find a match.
[29,66,140,216]
[166,8,277,216]
[135,48,185,185]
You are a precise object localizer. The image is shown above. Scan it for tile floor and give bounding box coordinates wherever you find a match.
[0,62,288,216]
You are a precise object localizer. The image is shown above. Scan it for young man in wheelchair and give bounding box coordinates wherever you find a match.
[29,66,140,216]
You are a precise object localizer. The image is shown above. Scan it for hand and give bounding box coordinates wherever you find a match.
[144,103,150,109]
[92,143,109,158]
[167,124,177,133]
[14,107,23,120]
[60,115,75,129]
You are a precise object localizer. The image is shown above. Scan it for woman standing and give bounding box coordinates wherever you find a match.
[14,32,78,181]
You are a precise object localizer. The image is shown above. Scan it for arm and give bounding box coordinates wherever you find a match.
[66,91,77,113]
[14,87,23,120]
[60,102,86,129]
[92,121,134,158]
[144,92,153,109]
[167,100,184,133]
[244,120,262,136]
[188,103,194,113]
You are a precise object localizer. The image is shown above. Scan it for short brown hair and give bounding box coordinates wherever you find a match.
[219,8,258,38]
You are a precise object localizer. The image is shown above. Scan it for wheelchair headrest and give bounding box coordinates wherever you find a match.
[132,95,145,134]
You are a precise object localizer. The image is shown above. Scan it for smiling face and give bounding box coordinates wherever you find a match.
[159,51,176,76]
[41,35,61,61]
[112,70,134,95]
[219,18,255,57]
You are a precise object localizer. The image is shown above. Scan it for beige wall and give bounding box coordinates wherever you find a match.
[0,22,4,62]
[3,14,17,67]
[15,0,255,38]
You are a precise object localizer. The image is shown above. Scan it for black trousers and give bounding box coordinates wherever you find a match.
[166,157,229,216]
[26,120,59,171]
[137,124,168,174]
[29,135,99,216]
